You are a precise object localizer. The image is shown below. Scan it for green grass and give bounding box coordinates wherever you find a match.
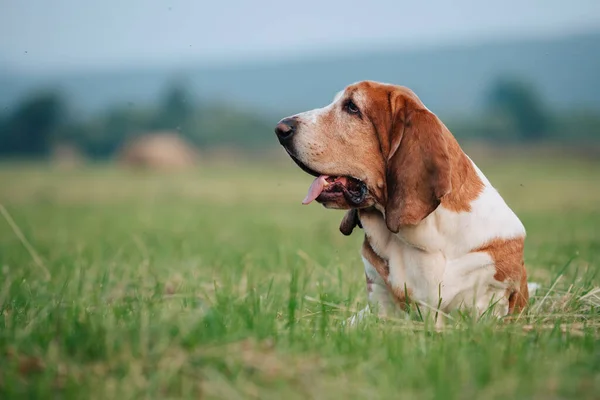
[0,156,599,399]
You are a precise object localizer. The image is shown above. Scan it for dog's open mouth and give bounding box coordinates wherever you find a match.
[287,153,367,206]
[303,175,367,206]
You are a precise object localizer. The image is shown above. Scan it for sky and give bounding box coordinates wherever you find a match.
[1,0,600,72]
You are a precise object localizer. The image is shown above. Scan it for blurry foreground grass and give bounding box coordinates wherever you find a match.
[0,154,599,399]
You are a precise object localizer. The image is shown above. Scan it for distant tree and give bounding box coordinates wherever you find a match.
[0,91,65,157]
[154,82,194,132]
[80,107,154,158]
[485,78,548,141]
[0,113,4,141]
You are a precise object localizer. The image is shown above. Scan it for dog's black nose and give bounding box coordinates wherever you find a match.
[275,117,298,142]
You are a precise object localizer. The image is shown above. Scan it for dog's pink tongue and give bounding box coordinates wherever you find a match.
[302,175,329,205]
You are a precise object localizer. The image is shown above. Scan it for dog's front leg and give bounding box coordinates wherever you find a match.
[347,261,400,326]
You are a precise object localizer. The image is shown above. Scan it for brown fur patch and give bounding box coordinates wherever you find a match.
[439,132,485,213]
[382,92,484,230]
[384,108,452,230]
[474,236,529,313]
[342,82,484,231]
[508,267,529,313]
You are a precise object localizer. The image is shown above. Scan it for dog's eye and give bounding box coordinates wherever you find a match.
[344,100,360,115]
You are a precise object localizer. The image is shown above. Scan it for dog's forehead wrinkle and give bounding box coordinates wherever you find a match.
[351,90,366,106]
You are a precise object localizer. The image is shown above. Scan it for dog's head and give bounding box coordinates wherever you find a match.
[275,80,455,233]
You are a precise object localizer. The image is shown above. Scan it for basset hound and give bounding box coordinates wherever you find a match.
[275,81,530,323]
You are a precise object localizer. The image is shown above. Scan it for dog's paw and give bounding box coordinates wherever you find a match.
[527,282,541,296]
[344,305,371,327]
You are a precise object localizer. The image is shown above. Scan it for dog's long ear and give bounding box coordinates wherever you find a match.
[339,209,362,236]
[384,100,452,233]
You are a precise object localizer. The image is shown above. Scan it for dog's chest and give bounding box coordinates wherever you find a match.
[359,208,505,311]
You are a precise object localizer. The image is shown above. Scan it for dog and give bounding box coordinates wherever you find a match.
[275,81,530,323]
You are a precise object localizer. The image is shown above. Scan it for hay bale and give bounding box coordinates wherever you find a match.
[118,132,199,170]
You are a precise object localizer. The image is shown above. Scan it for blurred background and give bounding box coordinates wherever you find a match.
[0,0,599,167]
[2,3,600,397]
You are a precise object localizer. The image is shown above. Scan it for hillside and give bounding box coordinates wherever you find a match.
[1,32,599,117]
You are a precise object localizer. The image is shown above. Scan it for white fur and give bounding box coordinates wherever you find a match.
[362,255,399,316]
[358,159,524,319]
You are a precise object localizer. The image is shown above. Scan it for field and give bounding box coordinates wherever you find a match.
[1,154,599,399]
